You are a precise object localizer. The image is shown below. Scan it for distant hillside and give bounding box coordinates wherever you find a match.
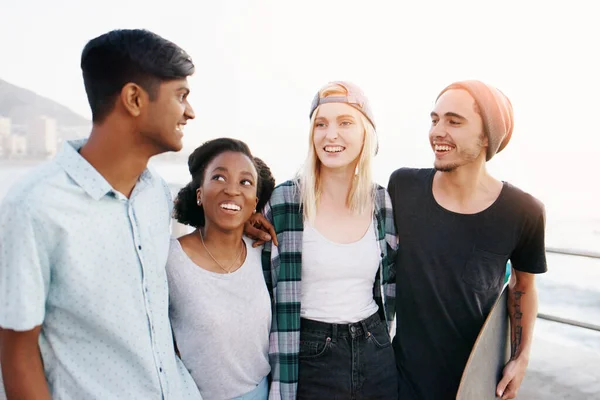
[0,78,89,126]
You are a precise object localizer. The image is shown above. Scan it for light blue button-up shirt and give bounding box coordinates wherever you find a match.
[0,140,202,399]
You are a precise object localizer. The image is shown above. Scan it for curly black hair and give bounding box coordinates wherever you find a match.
[173,138,275,228]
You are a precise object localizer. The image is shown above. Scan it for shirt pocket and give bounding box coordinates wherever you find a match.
[461,248,508,292]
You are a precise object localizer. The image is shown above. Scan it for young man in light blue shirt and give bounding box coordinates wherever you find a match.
[0,29,201,399]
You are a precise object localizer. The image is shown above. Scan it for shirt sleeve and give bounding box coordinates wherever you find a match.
[261,200,274,295]
[0,197,51,331]
[510,204,547,274]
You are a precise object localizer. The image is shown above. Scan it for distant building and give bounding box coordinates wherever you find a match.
[0,117,10,138]
[0,117,12,157]
[3,134,27,158]
[28,116,58,157]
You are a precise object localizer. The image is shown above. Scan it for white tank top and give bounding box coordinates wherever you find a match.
[300,221,380,323]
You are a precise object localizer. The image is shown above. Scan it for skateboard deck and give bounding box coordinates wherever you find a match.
[456,284,511,400]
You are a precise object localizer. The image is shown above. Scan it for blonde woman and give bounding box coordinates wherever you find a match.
[249,82,398,399]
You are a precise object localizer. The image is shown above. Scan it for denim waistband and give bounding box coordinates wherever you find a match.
[300,312,382,338]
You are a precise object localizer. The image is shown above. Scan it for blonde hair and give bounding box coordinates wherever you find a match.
[299,83,377,224]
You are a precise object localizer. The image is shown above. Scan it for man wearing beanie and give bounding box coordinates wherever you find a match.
[388,80,547,400]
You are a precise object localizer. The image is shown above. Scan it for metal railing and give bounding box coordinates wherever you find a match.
[537,313,600,332]
[539,248,600,332]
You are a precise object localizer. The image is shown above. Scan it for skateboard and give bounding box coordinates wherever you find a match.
[456,284,511,400]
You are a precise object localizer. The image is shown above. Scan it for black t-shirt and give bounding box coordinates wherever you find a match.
[387,168,547,400]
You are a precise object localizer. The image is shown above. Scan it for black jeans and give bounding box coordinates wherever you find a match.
[297,313,398,400]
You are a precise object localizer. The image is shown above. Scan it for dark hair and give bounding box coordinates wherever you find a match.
[173,138,275,228]
[81,29,195,123]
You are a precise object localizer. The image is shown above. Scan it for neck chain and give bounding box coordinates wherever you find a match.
[199,230,245,274]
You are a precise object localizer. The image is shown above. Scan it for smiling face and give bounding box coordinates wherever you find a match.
[196,151,259,232]
[312,102,365,173]
[138,78,195,153]
[429,89,488,172]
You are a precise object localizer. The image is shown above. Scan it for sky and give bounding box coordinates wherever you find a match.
[0,0,598,220]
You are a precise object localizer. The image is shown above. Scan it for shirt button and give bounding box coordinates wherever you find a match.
[159,367,163,373]
[138,245,142,250]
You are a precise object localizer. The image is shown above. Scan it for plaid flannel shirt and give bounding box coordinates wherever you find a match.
[261,180,397,399]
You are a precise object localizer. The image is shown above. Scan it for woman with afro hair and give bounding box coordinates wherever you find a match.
[166,137,275,400]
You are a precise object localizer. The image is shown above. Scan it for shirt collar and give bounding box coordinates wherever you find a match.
[55,139,155,201]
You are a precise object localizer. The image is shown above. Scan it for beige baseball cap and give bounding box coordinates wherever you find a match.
[309,81,376,130]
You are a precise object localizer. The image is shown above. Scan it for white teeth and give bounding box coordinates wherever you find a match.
[220,203,241,211]
[435,145,453,152]
[177,124,185,132]
[324,146,345,153]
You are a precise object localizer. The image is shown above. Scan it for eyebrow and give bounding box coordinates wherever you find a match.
[177,87,190,95]
[239,171,255,178]
[211,166,256,178]
[315,114,357,121]
[430,111,467,120]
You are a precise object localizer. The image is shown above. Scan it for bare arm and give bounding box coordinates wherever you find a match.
[496,269,538,399]
[508,270,537,360]
[0,326,51,400]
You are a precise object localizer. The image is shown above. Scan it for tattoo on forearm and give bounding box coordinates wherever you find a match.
[511,290,525,358]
